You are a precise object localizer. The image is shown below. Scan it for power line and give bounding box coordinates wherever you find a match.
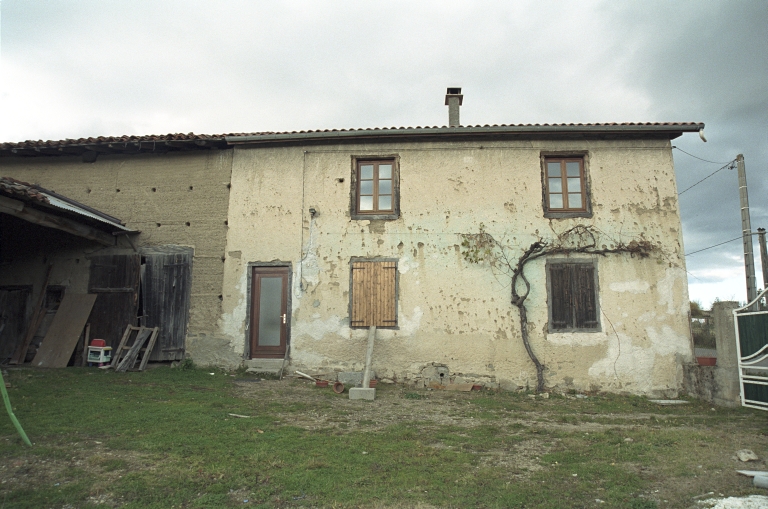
[678,158,736,196]
[685,235,743,256]
[673,146,732,165]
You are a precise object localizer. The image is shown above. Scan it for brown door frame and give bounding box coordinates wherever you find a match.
[248,265,290,359]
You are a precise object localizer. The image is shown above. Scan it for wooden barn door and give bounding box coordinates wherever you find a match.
[88,254,141,349]
[140,247,192,361]
[0,287,31,363]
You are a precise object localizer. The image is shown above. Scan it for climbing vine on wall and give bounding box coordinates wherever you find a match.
[460,224,657,392]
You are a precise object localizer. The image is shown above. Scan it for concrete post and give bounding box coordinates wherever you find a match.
[736,155,758,309]
[712,301,741,407]
[362,325,376,388]
[349,326,376,400]
[758,228,767,291]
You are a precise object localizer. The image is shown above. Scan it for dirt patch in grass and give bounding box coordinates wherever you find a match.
[0,440,159,508]
[476,438,553,478]
[233,379,704,433]
[232,378,768,506]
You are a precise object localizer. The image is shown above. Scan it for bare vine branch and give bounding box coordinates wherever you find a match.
[460,224,656,392]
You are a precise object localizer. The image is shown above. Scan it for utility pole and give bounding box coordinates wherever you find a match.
[758,228,768,291]
[736,154,758,309]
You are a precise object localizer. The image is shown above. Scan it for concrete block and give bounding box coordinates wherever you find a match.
[244,359,285,370]
[349,388,376,400]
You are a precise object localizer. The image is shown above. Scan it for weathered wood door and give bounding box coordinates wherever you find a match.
[87,254,140,349]
[250,267,289,358]
[0,287,31,363]
[141,248,192,361]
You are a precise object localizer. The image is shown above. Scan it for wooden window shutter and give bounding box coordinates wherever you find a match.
[350,261,397,327]
[573,265,597,328]
[550,262,599,331]
[549,265,571,329]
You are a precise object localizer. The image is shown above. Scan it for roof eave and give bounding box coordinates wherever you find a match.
[225,124,705,146]
[0,138,228,158]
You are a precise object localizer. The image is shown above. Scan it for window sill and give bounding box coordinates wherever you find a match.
[548,327,602,334]
[544,210,593,219]
[351,213,399,221]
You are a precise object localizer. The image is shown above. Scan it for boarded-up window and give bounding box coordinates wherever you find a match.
[350,260,397,328]
[547,261,599,331]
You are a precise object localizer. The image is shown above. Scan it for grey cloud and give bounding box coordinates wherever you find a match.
[1,0,765,303]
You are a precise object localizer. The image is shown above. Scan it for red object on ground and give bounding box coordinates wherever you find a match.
[90,339,106,347]
[315,380,329,388]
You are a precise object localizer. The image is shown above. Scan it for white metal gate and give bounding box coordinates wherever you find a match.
[734,288,768,410]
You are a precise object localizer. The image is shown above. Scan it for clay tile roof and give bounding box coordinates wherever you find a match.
[0,122,705,157]
[0,133,229,157]
[0,176,131,233]
[221,121,704,138]
[0,176,49,204]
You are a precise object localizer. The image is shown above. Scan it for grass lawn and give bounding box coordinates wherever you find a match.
[0,366,767,508]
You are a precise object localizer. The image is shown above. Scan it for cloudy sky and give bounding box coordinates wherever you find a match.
[1,0,766,307]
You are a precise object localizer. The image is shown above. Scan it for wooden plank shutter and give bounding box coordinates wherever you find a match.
[549,265,571,329]
[350,262,368,327]
[574,265,597,328]
[350,261,397,327]
[379,261,397,326]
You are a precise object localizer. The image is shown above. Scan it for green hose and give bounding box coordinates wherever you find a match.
[0,371,32,446]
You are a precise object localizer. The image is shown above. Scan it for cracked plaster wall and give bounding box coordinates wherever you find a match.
[221,139,693,396]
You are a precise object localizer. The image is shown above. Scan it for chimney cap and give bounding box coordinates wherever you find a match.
[445,87,463,105]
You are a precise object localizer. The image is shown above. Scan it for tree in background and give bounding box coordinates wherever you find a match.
[689,300,715,349]
[690,300,705,318]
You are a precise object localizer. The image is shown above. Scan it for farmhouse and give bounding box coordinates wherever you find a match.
[0,90,703,396]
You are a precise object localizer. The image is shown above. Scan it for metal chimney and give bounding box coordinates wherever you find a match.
[445,87,463,127]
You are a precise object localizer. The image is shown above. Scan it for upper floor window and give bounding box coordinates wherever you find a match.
[351,158,399,220]
[543,156,591,218]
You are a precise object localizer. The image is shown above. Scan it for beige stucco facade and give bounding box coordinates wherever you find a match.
[220,138,694,396]
[0,128,696,396]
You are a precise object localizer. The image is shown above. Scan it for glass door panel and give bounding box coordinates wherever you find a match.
[257,277,283,347]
